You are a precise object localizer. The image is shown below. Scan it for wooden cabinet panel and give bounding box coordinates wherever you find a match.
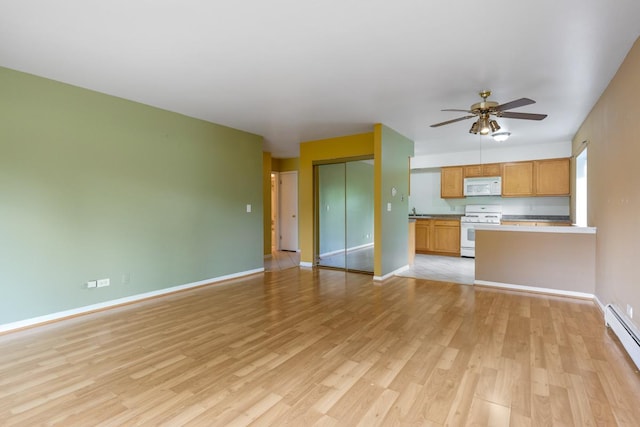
[502,161,534,197]
[464,165,482,177]
[441,167,464,198]
[432,220,460,254]
[464,163,501,178]
[482,163,502,177]
[415,220,431,252]
[535,158,570,196]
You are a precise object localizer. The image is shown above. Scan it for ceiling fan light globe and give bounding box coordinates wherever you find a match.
[492,131,511,142]
[489,120,500,132]
[469,121,479,134]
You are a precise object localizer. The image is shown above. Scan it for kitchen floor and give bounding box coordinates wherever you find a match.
[265,250,475,285]
[396,254,475,285]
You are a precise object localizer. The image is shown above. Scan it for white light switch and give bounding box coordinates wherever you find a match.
[246,204,252,213]
[387,203,392,212]
[87,280,97,288]
[97,278,110,287]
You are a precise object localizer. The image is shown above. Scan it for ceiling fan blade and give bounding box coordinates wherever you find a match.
[495,98,535,111]
[430,115,475,127]
[441,108,473,113]
[499,111,548,120]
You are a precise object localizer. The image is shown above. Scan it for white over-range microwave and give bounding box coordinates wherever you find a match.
[463,176,502,196]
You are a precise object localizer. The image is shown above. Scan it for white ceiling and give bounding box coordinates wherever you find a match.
[2,1,640,158]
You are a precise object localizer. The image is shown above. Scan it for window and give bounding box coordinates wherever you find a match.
[576,148,587,226]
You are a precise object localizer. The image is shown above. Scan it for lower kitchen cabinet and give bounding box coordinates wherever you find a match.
[415,218,460,256]
[415,220,431,252]
[432,220,461,255]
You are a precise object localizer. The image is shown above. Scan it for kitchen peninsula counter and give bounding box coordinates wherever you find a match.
[474,224,596,298]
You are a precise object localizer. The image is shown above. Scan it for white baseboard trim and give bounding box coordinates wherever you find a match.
[474,280,595,300]
[375,264,410,282]
[299,261,313,268]
[0,267,264,334]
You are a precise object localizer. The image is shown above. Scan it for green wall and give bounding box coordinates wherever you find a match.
[375,124,414,276]
[0,67,264,325]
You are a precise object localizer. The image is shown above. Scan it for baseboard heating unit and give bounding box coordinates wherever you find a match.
[605,304,640,370]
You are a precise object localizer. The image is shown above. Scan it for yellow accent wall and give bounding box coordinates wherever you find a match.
[272,157,300,172]
[299,133,374,264]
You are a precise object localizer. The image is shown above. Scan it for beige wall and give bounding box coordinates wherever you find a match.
[476,229,595,295]
[573,37,640,328]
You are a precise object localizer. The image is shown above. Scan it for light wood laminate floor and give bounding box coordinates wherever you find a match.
[1,268,639,426]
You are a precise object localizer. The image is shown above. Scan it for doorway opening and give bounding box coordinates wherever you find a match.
[314,159,374,274]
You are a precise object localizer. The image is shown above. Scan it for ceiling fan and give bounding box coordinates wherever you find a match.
[430,90,548,137]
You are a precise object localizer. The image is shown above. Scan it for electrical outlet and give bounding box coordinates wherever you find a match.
[246,204,252,213]
[87,280,97,289]
[97,278,110,288]
[121,273,130,285]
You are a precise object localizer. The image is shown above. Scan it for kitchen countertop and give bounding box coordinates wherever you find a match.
[475,224,596,234]
[408,214,462,220]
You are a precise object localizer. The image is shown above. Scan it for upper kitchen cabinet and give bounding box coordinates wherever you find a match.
[535,158,570,196]
[502,161,534,197]
[439,158,569,199]
[463,165,482,177]
[441,166,464,198]
[464,163,501,177]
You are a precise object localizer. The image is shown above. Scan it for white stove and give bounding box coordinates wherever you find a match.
[460,205,502,257]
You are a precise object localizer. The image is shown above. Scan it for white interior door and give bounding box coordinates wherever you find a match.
[279,171,298,251]
[270,173,279,251]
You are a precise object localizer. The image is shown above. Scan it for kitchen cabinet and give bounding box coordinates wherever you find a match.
[432,220,460,255]
[441,166,464,198]
[415,219,431,252]
[439,158,569,199]
[463,165,482,177]
[502,161,534,197]
[464,163,501,177]
[415,218,460,255]
[535,158,570,196]
[481,163,502,177]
